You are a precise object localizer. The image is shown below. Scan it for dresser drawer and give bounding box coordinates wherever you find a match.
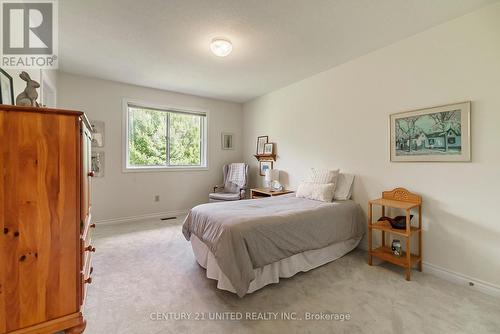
[80,252,93,307]
[80,221,95,272]
[81,213,93,236]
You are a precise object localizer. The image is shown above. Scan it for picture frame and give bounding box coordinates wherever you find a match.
[256,135,268,155]
[91,151,105,177]
[259,160,273,176]
[390,101,471,162]
[221,132,234,150]
[91,120,105,148]
[263,142,274,155]
[0,68,14,105]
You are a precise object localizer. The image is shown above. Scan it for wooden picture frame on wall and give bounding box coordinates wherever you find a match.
[263,143,274,155]
[390,101,471,162]
[259,160,273,176]
[256,136,268,155]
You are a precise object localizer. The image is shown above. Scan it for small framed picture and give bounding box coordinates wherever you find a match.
[91,120,105,148]
[0,68,14,105]
[256,135,268,155]
[91,151,105,177]
[221,132,234,150]
[263,143,274,155]
[259,161,273,176]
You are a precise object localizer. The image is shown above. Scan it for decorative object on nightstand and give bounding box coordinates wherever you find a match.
[368,187,422,281]
[251,188,293,199]
[265,169,283,191]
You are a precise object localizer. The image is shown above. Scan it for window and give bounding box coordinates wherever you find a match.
[124,101,207,170]
[447,137,456,144]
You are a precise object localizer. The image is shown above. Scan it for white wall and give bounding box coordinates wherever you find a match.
[58,72,243,221]
[243,4,500,287]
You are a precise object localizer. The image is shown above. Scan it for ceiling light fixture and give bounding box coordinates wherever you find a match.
[210,38,232,57]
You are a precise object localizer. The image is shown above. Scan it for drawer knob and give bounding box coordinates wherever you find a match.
[88,171,95,177]
[84,245,96,252]
[84,277,92,284]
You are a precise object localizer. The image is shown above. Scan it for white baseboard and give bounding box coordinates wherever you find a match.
[95,209,188,225]
[422,261,500,298]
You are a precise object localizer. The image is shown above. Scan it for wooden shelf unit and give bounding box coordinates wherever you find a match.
[368,188,423,280]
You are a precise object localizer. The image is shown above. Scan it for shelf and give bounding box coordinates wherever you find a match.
[369,198,420,210]
[254,154,276,161]
[370,246,421,268]
[370,220,420,237]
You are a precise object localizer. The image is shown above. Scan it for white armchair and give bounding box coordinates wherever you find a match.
[209,163,249,202]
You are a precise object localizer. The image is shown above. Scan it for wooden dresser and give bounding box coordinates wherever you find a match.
[0,105,94,334]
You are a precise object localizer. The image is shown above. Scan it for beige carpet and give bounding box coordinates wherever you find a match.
[84,217,500,334]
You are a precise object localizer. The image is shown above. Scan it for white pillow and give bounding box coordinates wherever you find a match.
[296,182,336,202]
[334,173,355,200]
[308,168,340,184]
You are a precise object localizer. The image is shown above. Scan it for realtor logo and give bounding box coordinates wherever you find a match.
[1,0,58,68]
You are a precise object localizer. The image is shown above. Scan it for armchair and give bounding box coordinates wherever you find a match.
[209,163,249,202]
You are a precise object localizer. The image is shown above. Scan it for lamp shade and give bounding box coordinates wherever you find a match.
[265,169,280,182]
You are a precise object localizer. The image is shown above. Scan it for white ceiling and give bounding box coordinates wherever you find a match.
[59,0,498,103]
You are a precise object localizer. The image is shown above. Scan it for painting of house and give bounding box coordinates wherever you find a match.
[390,102,470,162]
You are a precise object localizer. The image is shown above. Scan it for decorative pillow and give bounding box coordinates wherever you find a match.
[334,173,355,200]
[296,182,336,202]
[308,168,340,184]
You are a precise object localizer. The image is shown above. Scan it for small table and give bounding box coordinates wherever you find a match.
[368,187,423,281]
[250,188,294,199]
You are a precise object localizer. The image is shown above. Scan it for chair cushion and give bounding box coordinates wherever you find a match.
[209,192,241,201]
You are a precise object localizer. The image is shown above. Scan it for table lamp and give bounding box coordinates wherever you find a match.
[265,169,281,191]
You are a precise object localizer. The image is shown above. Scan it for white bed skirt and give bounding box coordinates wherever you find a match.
[190,235,361,294]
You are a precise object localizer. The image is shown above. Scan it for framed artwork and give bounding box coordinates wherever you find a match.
[256,135,268,155]
[259,161,273,176]
[221,132,234,150]
[91,120,105,148]
[91,151,105,177]
[263,143,274,155]
[0,69,14,105]
[390,101,470,162]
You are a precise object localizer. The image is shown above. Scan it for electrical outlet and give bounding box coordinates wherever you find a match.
[154,195,160,202]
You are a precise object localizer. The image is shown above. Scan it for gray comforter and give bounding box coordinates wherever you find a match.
[182,195,365,297]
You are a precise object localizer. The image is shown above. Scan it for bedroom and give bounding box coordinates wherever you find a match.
[0,0,499,333]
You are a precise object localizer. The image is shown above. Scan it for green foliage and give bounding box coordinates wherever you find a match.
[128,107,202,167]
[169,113,201,165]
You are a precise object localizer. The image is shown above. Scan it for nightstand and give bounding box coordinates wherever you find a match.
[250,188,294,199]
[368,187,423,281]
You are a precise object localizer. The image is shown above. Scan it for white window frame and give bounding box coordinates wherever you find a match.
[122,98,209,172]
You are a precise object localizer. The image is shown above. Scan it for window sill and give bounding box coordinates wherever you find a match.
[122,166,209,173]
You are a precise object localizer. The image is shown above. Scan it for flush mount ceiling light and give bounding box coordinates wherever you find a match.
[210,38,232,57]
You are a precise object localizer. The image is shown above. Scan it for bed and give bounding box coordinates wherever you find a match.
[182,194,365,297]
